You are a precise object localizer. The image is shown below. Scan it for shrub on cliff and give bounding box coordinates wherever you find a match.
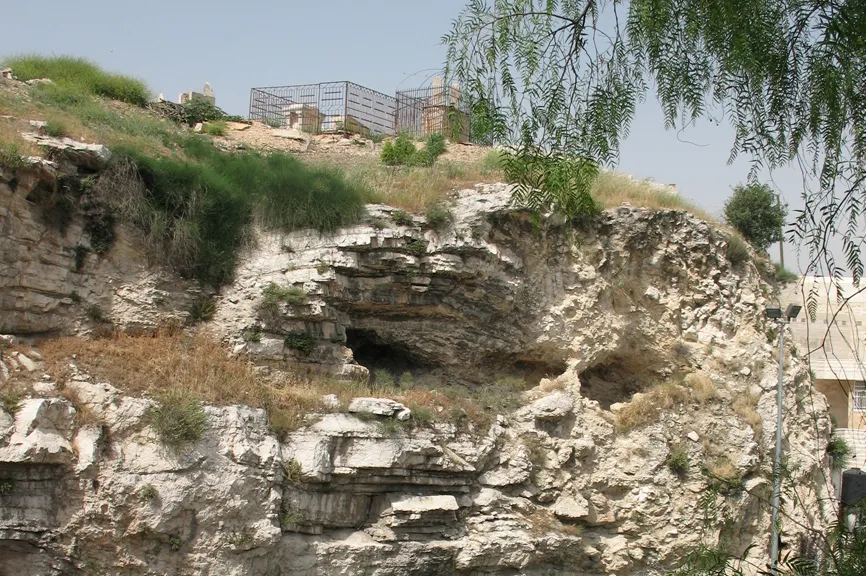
[149,390,208,451]
[3,55,151,107]
[99,138,367,285]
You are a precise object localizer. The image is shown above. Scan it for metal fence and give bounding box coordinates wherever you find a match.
[395,82,472,143]
[249,82,396,137]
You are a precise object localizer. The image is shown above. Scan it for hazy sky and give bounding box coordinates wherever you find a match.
[1,0,824,272]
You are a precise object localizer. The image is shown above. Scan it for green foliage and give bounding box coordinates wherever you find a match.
[189,297,216,323]
[381,133,447,167]
[43,118,70,137]
[149,390,208,451]
[405,239,428,256]
[775,263,799,284]
[104,139,365,285]
[506,152,601,224]
[723,183,787,252]
[391,210,413,226]
[182,99,229,126]
[0,140,31,169]
[725,235,750,265]
[284,333,316,355]
[168,535,183,552]
[381,134,418,166]
[445,0,866,287]
[242,325,262,343]
[202,120,227,136]
[827,435,852,469]
[376,417,408,436]
[666,445,690,477]
[139,484,158,502]
[263,283,307,306]
[424,203,454,230]
[3,54,150,106]
[1,388,24,415]
[283,459,303,485]
[0,480,14,494]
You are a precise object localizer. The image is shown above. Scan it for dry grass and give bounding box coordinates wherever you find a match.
[732,389,763,438]
[38,333,516,433]
[615,382,689,432]
[314,153,504,213]
[526,508,584,538]
[683,371,719,405]
[704,456,744,491]
[0,122,41,166]
[591,171,719,223]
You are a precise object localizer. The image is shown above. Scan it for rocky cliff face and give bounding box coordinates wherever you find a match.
[0,154,196,336]
[0,158,835,575]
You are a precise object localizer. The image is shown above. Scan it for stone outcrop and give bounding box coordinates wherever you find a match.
[0,155,197,335]
[0,343,833,575]
[0,147,836,575]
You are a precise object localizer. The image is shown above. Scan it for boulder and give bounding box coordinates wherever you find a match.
[348,398,406,417]
[21,133,111,170]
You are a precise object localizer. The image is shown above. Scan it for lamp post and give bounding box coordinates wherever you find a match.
[765,303,802,574]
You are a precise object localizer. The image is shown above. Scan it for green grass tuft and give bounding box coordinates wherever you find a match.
[43,118,70,138]
[725,234,750,265]
[3,54,151,106]
[148,390,208,451]
[202,121,227,136]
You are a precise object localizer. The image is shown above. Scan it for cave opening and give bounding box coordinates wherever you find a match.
[345,329,429,384]
[578,355,660,410]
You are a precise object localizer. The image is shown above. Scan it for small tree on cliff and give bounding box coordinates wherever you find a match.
[724,183,787,253]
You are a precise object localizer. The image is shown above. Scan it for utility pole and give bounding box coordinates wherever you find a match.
[765,303,802,574]
[777,193,785,270]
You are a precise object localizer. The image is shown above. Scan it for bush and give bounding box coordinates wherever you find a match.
[1,387,25,415]
[183,100,229,126]
[391,210,414,226]
[149,390,208,451]
[257,283,307,324]
[827,435,852,469]
[3,54,150,106]
[103,140,366,285]
[405,239,428,256]
[189,297,216,323]
[43,118,70,138]
[425,203,454,230]
[284,333,316,355]
[725,234,750,265]
[381,133,447,167]
[667,445,690,476]
[775,263,798,284]
[723,182,787,252]
[202,121,227,136]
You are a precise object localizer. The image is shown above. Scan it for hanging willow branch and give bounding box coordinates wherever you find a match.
[445,0,866,289]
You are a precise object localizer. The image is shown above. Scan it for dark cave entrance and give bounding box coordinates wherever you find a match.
[345,329,429,384]
[578,355,659,410]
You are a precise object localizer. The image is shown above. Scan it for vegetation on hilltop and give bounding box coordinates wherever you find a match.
[3,54,151,107]
[0,56,368,285]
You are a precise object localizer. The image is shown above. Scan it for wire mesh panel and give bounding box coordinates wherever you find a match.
[396,80,472,143]
[249,82,396,136]
[345,83,396,136]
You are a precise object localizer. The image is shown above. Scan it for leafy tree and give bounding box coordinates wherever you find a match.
[724,183,787,253]
[445,0,866,282]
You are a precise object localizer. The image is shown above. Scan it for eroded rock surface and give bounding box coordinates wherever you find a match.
[0,159,836,575]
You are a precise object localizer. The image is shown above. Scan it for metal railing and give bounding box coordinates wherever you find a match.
[249,82,396,137]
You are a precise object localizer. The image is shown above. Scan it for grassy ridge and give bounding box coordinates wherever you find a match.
[3,55,151,107]
[0,55,368,285]
[114,138,367,284]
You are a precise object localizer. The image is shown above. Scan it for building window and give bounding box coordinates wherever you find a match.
[855,382,866,412]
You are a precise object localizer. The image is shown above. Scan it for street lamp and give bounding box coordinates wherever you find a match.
[765,303,802,574]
